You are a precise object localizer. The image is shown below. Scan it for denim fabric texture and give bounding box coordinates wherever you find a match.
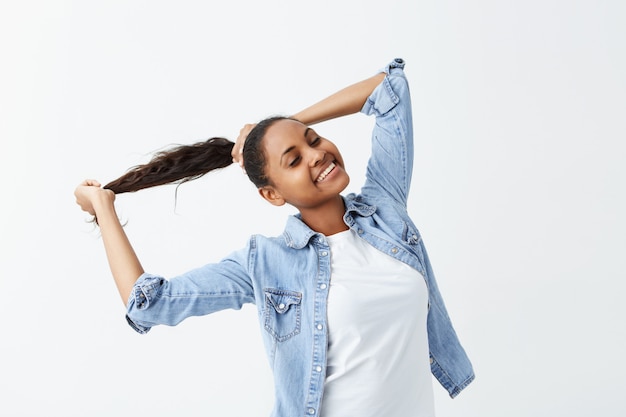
[126,58,474,417]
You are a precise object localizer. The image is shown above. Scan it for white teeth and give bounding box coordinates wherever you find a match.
[316,162,336,182]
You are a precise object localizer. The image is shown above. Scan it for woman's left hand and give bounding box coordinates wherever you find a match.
[231,123,256,170]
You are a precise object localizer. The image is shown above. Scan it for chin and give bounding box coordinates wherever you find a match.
[338,174,350,193]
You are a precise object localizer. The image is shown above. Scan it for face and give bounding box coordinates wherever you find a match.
[258,119,350,211]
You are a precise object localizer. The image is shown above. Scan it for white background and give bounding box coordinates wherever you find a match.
[1,1,625,416]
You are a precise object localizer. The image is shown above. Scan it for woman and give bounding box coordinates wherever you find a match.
[75,58,474,417]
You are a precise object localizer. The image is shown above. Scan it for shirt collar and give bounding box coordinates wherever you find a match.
[282,194,376,249]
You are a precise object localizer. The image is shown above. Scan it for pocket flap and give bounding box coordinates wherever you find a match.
[264,289,302,314]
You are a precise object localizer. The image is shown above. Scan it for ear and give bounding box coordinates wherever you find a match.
[258,186,286,206]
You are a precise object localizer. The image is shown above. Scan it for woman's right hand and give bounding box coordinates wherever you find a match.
[74,179,115,216]
[74,179,144,304]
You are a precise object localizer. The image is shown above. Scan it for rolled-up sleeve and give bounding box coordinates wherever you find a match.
[360,58,414,207]
[125,244,255,334]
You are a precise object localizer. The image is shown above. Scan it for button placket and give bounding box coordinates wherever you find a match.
[306,239,330,417]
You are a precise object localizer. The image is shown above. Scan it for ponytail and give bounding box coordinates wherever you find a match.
[104,137,235,194]
[103,116,289,195]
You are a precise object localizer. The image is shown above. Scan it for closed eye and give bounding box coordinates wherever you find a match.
[310,137,321,146]
[289,156,301,167]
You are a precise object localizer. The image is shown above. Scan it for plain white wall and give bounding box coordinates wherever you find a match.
[1,0,625,416]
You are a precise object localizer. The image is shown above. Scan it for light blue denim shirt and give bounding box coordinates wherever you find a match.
[126,58,474,417]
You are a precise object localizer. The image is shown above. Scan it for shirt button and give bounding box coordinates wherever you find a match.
[430,357,434,364]
[391,247,399,254]
[317,324,323,330]
[278,303,285,309]
[357,229,363,234]
[308,408,315,415]
[321,251,328,257]
[320,283,327,290]
[315,365,322,372]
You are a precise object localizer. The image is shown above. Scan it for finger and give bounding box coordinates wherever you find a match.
[237,124,255,161]
[232,136,246,162]
[232,123,256,168]
[80,179,101,187]
[231,139,243,161]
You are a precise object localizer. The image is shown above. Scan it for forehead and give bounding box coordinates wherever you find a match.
[263,119,309,156]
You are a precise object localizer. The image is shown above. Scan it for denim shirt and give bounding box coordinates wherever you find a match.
[126,59,474,417]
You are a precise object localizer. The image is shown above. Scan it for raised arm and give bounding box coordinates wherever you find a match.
[291,72,386,126]
[231,71,385,165]
[74,180,144,305]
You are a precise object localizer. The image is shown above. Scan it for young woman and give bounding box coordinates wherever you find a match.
[75,58,474,417]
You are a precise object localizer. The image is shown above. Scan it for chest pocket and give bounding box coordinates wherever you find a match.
[263,288,302,342]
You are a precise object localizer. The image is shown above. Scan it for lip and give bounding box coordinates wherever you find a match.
[315,161,337,183]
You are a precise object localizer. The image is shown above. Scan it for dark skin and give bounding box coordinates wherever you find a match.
[233,72,386,236]
[258,120,350,236]
[74,72,386,303]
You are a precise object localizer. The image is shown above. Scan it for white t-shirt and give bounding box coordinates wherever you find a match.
[320,229,435,417]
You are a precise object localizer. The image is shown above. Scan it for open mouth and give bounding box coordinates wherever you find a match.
[316,162,336,182]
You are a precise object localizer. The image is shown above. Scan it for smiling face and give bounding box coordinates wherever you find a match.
[258,119,350,213]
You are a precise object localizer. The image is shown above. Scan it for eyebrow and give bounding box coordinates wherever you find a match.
[280,127,312,165]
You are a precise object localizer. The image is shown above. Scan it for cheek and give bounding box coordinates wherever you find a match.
[324,142,343,163]
[273,169,311,192]
[334,148,346,167]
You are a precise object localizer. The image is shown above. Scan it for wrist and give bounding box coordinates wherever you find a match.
[92,189,116,217]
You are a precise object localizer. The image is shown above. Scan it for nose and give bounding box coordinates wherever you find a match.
[308,148,326,167]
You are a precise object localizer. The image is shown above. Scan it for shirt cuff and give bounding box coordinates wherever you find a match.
[361,72,401,117]
[381,57,406,74]
[125,273,166,334]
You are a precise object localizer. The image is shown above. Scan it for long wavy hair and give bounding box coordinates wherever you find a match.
[103,116,290,194]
